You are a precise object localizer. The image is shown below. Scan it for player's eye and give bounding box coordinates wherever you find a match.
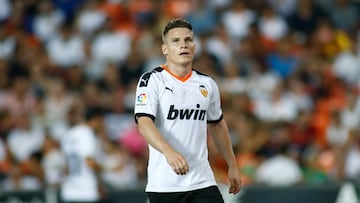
[185,37,193,42]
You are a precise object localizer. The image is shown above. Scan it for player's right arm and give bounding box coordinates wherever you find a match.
[137,116,189,175]
[135,69,189,175]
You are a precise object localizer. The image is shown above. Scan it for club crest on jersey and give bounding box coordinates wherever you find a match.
[199,85,208,97]
[136,92,147,106]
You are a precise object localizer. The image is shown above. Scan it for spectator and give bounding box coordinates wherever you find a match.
[0,0,11,21]
[310,18,351,60]
[0,71,36,131]
[100,138,138,189]
[43,78,74,141]
[255,124,303,186]
[343,129,360,182]
[41,135,65,188]
[288,110,316,160]
[86,19,131,81]
[75,0,106,39]
[287,0,328,35]
[265,35,299,79]
[32,0,65,43]
[51,0,85,22]
[287,78,313,111]
[162,0,192,19]
[258,5,289,42]
[328,0,359,32]
[268,0,297,17]
[186,0,217,36]
[0,23,16,60]
[254,82,298,122]
[332,37,360,86]
[204,24,233,69]
[325,111,352,180]
[120,49,146,87]
[46,21,86,69]
[128,0,156,28]
[326,111,351,148]
[340,90,360,130]
[219,61,248,94]
[2,160,42,191]
[221,1,256,41]
[6,112,44,163]
[255,153,303,186]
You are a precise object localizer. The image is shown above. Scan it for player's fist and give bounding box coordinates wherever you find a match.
[164,149,189,175]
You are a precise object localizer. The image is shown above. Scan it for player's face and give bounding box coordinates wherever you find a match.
[162,27,196,66]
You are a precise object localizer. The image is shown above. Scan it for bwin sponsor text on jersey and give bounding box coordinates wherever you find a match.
[166,104,206,120]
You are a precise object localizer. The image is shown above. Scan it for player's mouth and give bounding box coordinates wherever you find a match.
[179,52,190,56]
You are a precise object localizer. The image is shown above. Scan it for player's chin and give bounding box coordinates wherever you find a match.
[177,58,193,65]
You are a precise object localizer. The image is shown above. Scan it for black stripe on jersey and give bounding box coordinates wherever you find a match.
[139,67,163,87]
[135,113,155,123]
[207,114,223,124]
[193,69,210,77]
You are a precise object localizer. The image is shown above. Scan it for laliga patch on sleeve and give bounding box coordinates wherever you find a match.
[136,92,148,108]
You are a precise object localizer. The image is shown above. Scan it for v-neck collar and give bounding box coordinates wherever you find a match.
[161,64,192,82]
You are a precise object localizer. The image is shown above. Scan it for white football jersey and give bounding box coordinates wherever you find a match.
[60,124,100,201]
[134,65,223,192]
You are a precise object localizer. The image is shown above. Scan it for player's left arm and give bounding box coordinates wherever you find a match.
[208,119,242,194]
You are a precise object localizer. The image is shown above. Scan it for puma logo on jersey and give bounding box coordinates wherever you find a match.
[167,104,206,120]
[139,67,163,87]
[140,78,149,87]
[165,86,174,94]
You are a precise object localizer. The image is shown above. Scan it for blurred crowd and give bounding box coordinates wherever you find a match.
[1,0,360,192]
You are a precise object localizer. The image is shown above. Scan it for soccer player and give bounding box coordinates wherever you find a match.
[60,106,104,203]
[134,18,242,203]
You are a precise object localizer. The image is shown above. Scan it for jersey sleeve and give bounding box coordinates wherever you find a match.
[134,70,159,123]
[207,78,223,123]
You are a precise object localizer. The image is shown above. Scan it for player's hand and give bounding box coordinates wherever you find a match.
[164,149,189,175]
[228,163,242,194]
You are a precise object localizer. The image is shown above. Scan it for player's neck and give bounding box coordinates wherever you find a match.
[163,63,192,78]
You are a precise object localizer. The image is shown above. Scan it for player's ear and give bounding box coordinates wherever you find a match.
[162,44,168,55]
